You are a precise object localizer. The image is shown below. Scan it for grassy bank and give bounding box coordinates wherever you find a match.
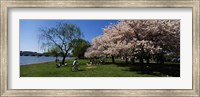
[20,59,180,77]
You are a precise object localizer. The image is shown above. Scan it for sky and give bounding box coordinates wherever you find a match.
[20,20,118,53]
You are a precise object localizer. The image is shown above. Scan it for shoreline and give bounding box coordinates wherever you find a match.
[20,61,56,66]
[20,56,74,66]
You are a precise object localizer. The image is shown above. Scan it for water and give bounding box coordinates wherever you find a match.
[20,56,70,65]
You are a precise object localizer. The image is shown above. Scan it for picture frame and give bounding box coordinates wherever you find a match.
[0,0,199,97]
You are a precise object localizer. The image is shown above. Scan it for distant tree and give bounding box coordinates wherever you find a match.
[70,38,90,58]
[48,46,61,62]
[38,23,82,64]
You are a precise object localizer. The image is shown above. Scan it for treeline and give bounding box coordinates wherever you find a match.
[20,51,65,57]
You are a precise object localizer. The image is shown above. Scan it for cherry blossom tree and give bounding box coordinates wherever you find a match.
[85,20,180,65]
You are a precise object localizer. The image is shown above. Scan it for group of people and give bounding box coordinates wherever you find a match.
[56,59,78,68]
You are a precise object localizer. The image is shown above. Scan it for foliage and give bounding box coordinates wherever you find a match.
[48,46,61,61]
[38,22,82,64]
[85,20,180,64]
[70,38,90,58]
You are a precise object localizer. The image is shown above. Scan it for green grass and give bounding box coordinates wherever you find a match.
[20,59,180,77]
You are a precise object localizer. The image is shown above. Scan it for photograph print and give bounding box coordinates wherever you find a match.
[20,20,180,77]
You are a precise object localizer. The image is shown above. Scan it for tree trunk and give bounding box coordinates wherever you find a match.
[89,58,92,62]
[62,54,67,65]
[156,57,159,64]
[139,57,145,71]
[146,58,149,64]
[78,54,82,59]
[102,58,105,64]
[55,56,58,62]
[125,57,128,64]
[111,55,115,64]
[146,53,150,64]
[131,57,135,64]
[140,47,145,71]
[140,46,144,64]
[139,57,144,64]
[156,53,164,64]
[161,54,165,64]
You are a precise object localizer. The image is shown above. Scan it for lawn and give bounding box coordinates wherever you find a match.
[20,58,180,77]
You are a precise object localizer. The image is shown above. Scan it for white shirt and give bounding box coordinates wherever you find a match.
[73,60,77,66]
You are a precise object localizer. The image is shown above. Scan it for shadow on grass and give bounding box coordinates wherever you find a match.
[78,69,85,71]
[114,62,180,77]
